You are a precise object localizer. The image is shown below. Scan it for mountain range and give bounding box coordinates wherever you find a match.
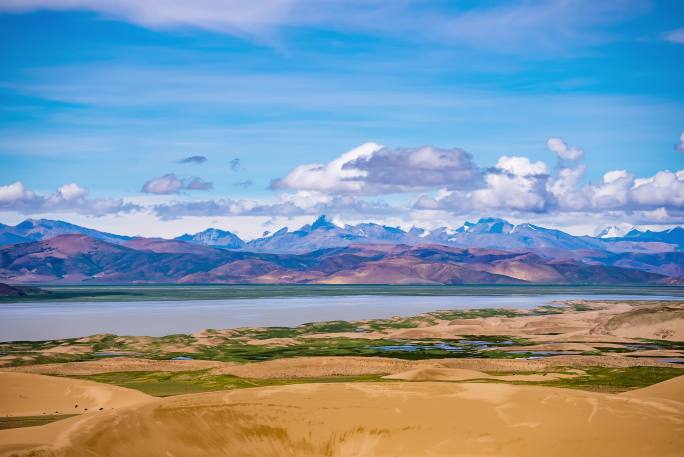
[0,216,682,285]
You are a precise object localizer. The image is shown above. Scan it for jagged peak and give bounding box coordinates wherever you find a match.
[310,214,337,231]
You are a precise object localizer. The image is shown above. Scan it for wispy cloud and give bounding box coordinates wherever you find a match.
[178,155,207,164]
[665,28,684,44]
[0,0,647,52]
[235,179,253,188]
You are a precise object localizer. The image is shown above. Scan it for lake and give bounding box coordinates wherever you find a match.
[1,285,682,341]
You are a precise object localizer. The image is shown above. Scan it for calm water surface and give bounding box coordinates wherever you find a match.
[0,292,680,341]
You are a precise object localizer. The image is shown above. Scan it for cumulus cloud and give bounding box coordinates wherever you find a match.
[494,156,547,176]
[547,137,584,161]
[272,143,481,195]
[178,155,207,164]
[412,134,684,218]
[56,183,88,200]
[142,174,213,194]
[0,181,138,216]
[415,156,550,213]
[0,181,34,203]
[548,164,589,211]
[142,174,184,194]
[418,165,684,217]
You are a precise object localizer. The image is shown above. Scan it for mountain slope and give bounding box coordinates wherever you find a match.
[0,219,130,245]
[175,228,245,249]
[607,227,684,248]
[0,236,672,285]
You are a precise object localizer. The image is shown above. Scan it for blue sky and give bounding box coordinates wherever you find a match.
[0,0,683,238]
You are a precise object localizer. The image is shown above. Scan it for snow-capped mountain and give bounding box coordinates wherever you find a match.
[1,216,681,257]
[175,228,245,249]
[596,224,634,238]
[0,218,130,245]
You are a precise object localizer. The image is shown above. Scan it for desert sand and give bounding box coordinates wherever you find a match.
[1,376,682,457]
[383,366,582,382]
[0,372,153,417]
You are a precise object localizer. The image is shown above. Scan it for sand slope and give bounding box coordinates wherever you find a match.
[621,374,684,403]
[0,373,155,457]
[0,372,153,416]
[384,367,581,382]
[5,381,682,457]
[1,357,227,376]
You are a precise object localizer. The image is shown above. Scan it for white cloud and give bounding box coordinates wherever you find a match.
[603,169,630,184]
[471,172,548,213]
[56,183,88,200]
[142,174,213,194]
[273,143,481,195]
[495,156,547,176]
[412,138,684,218]
[547,137,584,161]
[0,181,139,216]
[630,170,684,208]
[272,142,380,194]
[665,28,684,44]
[0,0,295,37]
[0,0,642,53]
[0,182,35,203]
[547,164,588,211]
[677,130,684,151]
[588,170,633,209]
[2,136,682,230]
[142,174,184,194]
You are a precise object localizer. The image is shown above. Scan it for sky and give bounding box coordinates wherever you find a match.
[0,0,683,239]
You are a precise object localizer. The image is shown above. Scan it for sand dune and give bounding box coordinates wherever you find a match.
[210,356,417,378]
[1,357,228,376]
[3,380,682,457]
[0,372,153,417]
[384,367,581,382]
[0,373,155,456]
[621,374,684,403]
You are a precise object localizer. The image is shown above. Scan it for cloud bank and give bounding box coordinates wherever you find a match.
[0,182,138,216]
[2,134,682,231]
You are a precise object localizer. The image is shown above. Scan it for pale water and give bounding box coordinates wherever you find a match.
[1,291,680,341]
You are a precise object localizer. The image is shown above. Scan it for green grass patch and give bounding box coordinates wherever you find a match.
[571,303,593,312]
[429,309,520,320]
[637,339,684,350]
[485,366,684,393]
[69,370,386,397]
